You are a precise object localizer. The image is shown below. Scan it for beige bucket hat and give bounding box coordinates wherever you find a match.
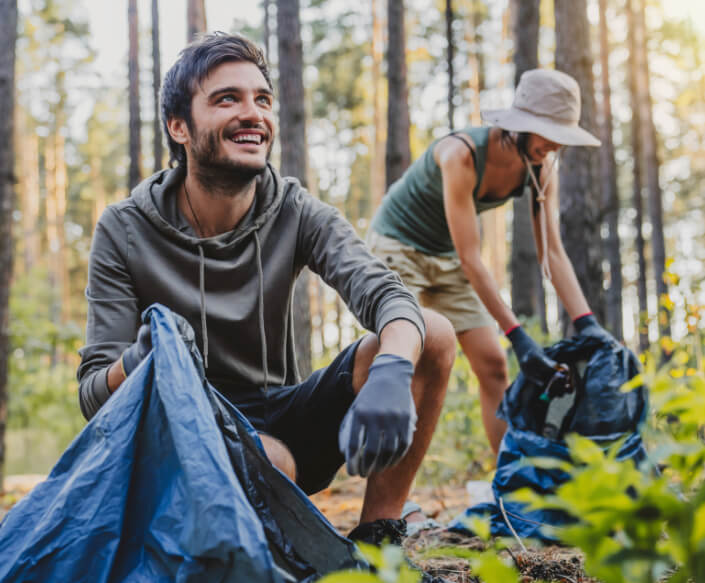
[481,69,601,147]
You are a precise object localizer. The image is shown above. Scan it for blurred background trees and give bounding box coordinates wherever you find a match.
[1,0,704,480]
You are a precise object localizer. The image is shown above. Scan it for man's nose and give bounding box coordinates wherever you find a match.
[238,95,263,122]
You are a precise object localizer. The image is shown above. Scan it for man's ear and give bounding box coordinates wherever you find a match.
[167,117,190,145]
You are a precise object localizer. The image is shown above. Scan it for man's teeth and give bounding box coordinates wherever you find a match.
[232,134,262,144]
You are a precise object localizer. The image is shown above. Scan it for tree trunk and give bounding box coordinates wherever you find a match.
[128,0,142,190]
[187,0,207,42]
[370,0,386,207]
[597,0,623,341]
[636,0,670,338]
[626,0,649,351]
[277,0,311,377]
[446,0,455,130]
[509,0,546,330]
[554,0,604,332]
[385,0,411,188]
[0,0,18,489]
[263,0,271,60]
[152,0,163,173]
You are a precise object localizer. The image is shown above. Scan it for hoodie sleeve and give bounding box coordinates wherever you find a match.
[77,205,141,420]
[295,189,426,344]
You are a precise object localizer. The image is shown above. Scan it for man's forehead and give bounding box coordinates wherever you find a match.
[197,61,270,93]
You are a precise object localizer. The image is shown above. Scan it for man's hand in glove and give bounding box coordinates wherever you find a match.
[121,311,205,379]
[338,353,417,478]
[506,325,560,386]
[573,313,617,346]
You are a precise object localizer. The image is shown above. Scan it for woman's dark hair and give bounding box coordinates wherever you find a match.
[160,32,273,168]
[500,129,531,159]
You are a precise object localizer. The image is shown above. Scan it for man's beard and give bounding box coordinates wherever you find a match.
[189,125,272,194]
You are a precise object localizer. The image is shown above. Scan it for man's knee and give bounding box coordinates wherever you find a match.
[418,308,456,374]
[474,346,509,388]
[259,433,297,482]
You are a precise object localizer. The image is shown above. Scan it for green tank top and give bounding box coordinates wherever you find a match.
[370,126,531,257]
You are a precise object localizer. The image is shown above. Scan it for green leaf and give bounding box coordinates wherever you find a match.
[317,571,381,583]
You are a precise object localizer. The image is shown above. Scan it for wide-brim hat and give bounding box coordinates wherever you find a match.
[482,69,601,147]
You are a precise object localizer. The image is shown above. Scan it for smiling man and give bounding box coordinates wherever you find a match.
[77,33,456,555]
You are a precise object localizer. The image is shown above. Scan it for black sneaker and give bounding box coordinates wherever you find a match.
[347,519,450,583]
[347,518,407,546]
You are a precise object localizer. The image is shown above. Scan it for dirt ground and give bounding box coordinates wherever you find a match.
[311,475,599,583]
[3,474,597,582]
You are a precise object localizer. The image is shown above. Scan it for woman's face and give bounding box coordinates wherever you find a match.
[525,134,562,164]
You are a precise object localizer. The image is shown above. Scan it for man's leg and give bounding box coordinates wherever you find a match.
[456,326,509,454]
[259,433,297,482]
[352,308,455,524]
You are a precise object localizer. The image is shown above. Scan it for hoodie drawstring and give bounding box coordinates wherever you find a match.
[197,244,209,369]
[523,151,561,282]
[253,232,269,391]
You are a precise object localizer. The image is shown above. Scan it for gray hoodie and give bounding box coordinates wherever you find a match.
[77,164,425,420]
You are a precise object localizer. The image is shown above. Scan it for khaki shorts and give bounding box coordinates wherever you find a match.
[367,231,495,333]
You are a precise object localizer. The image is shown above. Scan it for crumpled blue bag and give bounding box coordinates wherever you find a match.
[0,304,361,582]
[450,334,649,542]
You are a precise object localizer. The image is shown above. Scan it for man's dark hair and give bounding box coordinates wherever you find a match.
[160,32,273,168]
[500,129,531,160]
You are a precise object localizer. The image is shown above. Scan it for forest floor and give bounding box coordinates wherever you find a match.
[2,474,597,582]
[311,475,600,583]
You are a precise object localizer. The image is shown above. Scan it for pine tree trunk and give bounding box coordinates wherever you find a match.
[446,0,455,130]
[0,0,18,489]
[554,0,604,332]
[385,0,411,188]
[370,0,386,207]
[128,0,142,190]
[597,0,624,340]
[277,0,312,377]
[627,0,650,350]
[636,0,669,338]
[187,0,207,42]
[509,0,546,329]
[152,0,163,173]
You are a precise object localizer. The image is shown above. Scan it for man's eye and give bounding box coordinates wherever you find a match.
[219,95,236,103]
[256,95,272,106]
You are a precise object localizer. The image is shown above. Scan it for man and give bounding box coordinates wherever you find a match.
[368,69,614,454]
[77,33,455,549]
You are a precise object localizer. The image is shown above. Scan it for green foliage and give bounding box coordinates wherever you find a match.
[318,543,420,583]
[8,266,84,453]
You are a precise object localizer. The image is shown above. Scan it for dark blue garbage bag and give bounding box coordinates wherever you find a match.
[0,304,361,582]
[450,334,649,542]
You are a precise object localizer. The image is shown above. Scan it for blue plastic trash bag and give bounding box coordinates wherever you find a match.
[450,334,649,542]
[0,304,361,582]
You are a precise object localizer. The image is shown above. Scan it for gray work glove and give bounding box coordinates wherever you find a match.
[338,354,417,477]
[121,312,205,379]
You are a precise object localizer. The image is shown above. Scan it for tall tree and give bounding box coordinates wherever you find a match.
[636,0,670,338]
[152,0,163,173]
[509,0,546,330]
[187,0,207,42]
[554,0,604,330]
[626,0,650,350]
[446,0,455,131]
[277,0,312,376]
[0,0,18,487]
[263,0,271,60]
[128,0,142,189]
[385,0,411,188]
[370,0,386,207]
[597,0,623,340]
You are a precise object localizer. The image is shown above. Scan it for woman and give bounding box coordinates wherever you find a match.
[368,68,613,454]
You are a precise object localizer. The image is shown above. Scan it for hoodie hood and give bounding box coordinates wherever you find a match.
[131,163,286,253]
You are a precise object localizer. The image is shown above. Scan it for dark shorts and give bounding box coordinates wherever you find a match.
[230,339,362,495]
